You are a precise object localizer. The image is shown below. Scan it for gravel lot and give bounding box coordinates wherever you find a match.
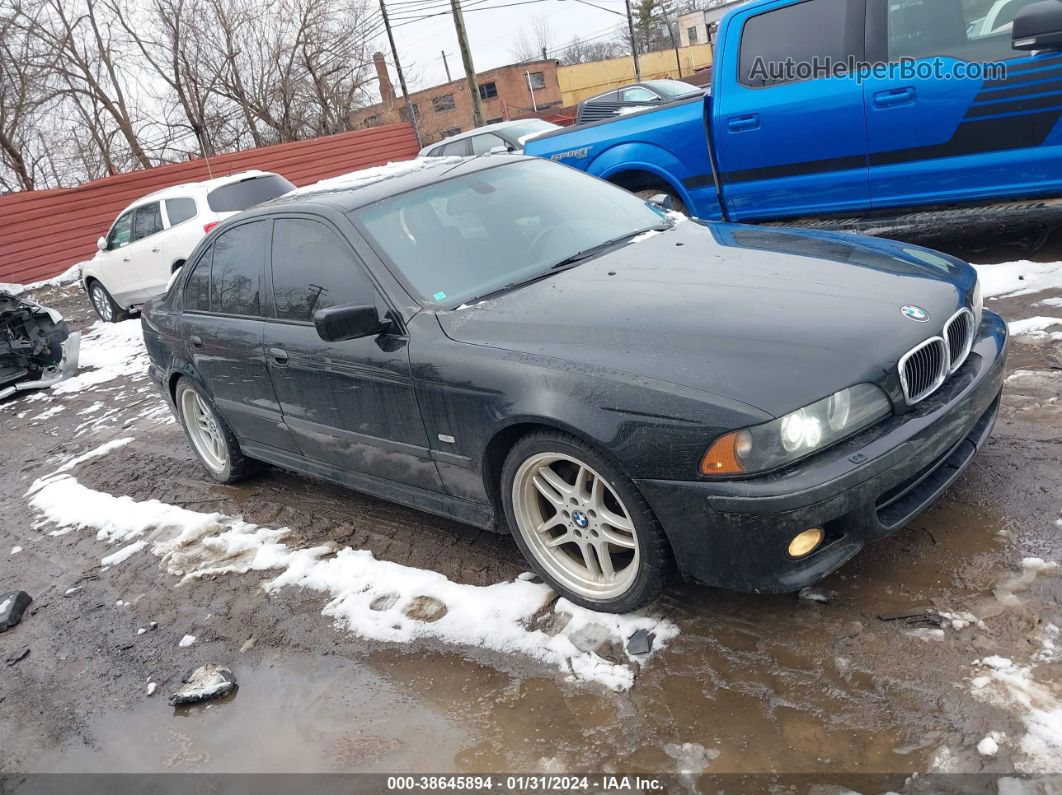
[1,229,1060,785]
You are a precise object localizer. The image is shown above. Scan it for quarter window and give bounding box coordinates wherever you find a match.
[183,246,212,312]
[271,219,373,322]
[165,197,197,226]
[132,203,163,241]
[440,139,471,156]
[107,211,134,249]
[622,86,659,102]
[739,0,856,87]
[209,221,267,316]
[884,0,1038,62]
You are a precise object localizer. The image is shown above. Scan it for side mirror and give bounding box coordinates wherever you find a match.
[647,193,673,211]
[1013,0,1062,50]
[313,304,391,342]
[97,236,107,252]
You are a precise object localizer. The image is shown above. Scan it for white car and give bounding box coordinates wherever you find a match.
[81,170,295,322]
[419,119,559,157]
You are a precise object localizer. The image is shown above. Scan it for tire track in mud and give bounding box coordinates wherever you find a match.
[73,426,527,587]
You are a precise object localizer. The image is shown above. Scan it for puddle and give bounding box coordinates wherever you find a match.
[33,651,471,773]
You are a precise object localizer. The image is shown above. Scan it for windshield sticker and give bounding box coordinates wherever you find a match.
[433,291,447,301]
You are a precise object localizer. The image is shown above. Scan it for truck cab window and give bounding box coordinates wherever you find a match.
[739,0,856,87]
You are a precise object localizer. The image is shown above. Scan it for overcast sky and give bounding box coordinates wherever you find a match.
[385,0,634,91]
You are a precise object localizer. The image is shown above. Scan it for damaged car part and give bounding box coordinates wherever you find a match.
[0,291,80,400]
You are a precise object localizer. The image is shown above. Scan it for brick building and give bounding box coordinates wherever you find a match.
[353,54,563,145]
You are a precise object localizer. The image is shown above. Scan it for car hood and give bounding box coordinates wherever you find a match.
[438,221,975,417]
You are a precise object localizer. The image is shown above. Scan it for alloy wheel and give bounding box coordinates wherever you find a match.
[91,285,114,322]
[512,452,640,600]
[180,388,228,475]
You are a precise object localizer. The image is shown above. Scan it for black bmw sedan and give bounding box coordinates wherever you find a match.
[141,156,1007,613]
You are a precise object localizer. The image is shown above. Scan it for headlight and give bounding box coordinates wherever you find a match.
[700,384,892,476]
[972,279,983,328]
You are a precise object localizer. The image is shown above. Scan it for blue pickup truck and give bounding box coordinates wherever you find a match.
[525,0,1062,233]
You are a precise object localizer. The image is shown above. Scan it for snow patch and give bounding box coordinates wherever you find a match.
[101,540,147,567]
[1008,316,1062,340]
[0,262,83,295]
[50,320,148,395]
[178,634,197,647]
[10,546,21,555]
[28,451,677,690]
[291,157,463,197]
[974,260,1062,298]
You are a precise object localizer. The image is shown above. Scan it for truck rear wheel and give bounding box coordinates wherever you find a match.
[635,188,687,215]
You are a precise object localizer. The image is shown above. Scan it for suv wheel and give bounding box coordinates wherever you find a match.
[88,281,129,323]
[175,378,260,483]
[502,431,672,612]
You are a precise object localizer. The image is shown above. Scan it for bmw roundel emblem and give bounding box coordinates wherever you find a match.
[572,511,590,529]
[901,305,930,322]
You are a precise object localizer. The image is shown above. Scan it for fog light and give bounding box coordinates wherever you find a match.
[788,528,824,559]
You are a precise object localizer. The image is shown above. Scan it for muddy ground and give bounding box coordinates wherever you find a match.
[1,227,1060,789]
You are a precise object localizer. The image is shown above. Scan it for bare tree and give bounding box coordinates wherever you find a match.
[557,32,628,65]
[511,14,554,63]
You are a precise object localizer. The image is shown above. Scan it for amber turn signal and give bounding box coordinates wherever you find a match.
[788,528,825,559]
[699,431,747,476]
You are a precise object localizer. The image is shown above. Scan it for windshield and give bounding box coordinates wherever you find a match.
[352,159,667,307]
[642,79,702,99]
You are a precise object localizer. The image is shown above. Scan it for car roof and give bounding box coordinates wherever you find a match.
[417,120,555,154]
[255,155,530,213]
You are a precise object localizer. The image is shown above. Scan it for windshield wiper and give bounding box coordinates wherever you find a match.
[546,224,670,271]
[460,223,671,305]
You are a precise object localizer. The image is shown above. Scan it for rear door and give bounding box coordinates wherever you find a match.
[180,219,298,453]
[262,215,443,492]
[863,0,1061,208]
[129,201,169,300]
[712,0,870,220]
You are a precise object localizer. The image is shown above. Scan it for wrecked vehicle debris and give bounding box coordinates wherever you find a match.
[0,291,80,400]
[169,664,237,705]
[0,590,32,632]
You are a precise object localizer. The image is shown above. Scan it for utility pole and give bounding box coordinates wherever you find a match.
[441,50,452,81]
[624,0,642,81]
[450,0,485,127]
[379,0,422,147]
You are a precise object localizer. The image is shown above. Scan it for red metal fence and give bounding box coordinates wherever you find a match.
[0,122,419,285]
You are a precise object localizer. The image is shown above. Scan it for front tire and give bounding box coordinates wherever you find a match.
[87,280,129,323]
[175,378,260,483]
[501,431,672,612]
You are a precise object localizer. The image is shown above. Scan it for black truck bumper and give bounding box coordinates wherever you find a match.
[635,310,1009,593]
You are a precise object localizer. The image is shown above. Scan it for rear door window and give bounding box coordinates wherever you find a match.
[209,221,268,316]
[270,218,374,322]
[207,174,295,212]
[622,86,659,102]
[132,202,163,241]
[107,211,134,249]
[165,197,197,226]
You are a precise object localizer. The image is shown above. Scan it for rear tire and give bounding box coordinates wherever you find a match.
[635,188,687,215]
[501,430,672,612]
[174,378,261,483]
[87,280,130,323]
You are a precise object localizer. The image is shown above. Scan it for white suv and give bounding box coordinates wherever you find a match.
[81,170,295,322]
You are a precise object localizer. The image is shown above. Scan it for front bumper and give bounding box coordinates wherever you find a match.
[636,310,1008,593]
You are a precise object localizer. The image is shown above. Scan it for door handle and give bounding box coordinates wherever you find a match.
[190,335,203,348]
[873,87,916,108]
[267,346,289,366]
[727,113,760,132]
[151,247,160,253]
[122,257,131,263]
